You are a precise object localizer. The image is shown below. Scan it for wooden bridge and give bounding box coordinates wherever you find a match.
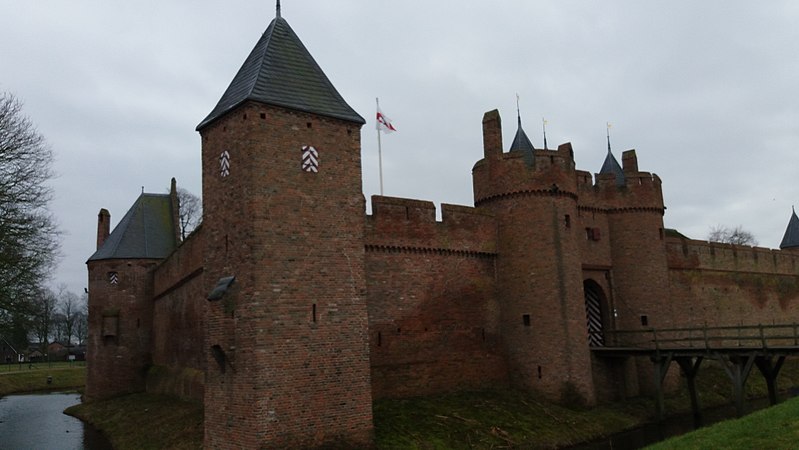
[591,324,799,425]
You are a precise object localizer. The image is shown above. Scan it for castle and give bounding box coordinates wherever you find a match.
[85,9,799,449]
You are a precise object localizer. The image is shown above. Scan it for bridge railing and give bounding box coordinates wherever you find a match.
[591,323,799,350]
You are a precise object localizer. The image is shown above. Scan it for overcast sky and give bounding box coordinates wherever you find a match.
[2,1,799,295]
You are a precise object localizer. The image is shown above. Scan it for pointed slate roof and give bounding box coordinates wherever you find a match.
[197,15,365,130]
[599,149,625,186]
[780,208,799,249]
[88,194,178,261]
[509,116,535,167]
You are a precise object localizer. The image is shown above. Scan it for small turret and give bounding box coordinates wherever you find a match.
[780,208,799,250]
[508,112,535,167]
[599,149,624,186]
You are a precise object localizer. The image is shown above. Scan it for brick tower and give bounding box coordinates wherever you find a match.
[85,190,179,400]
[597,149,670,334]
[197,8,373,449]
[473,110,596,404]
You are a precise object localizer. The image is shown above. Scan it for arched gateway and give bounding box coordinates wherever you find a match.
[584,280,607,347]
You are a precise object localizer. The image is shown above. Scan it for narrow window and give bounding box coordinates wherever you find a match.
[306,122,312,128]
[564,214,571,229]
[243,113,247,120]
[537,366,542,379]
[640,315,649,327]
[260,113,266,119]
[481,328,486,341]
[312,303,317,323]
[523,314,531,327]
[377,332,382,347]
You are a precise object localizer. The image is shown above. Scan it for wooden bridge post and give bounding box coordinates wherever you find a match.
[754,355,785,406]
[675,356,704,428]
[651,352,673,421]
[717,352,756,418]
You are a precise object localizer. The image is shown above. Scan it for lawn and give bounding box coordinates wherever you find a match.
[647,395,799,449]
[0,362,86,396]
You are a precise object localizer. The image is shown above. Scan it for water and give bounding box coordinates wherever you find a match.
[565,398,772,450]
[0,391,112,450]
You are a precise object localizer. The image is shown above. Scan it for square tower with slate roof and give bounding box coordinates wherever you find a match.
[195,7,374,448]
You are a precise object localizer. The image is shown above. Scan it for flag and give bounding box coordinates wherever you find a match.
[376,108,397,133]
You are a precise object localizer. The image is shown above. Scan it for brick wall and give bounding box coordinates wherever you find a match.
[365,197,507,398]
[201,103,373,449]
[86,259,157,400]
[667,236,799,327]
[148,226,206,400]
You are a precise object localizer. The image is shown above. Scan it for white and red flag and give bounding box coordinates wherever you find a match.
[376,107,397,133]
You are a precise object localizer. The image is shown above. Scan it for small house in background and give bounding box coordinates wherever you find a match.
[47,341,68,360]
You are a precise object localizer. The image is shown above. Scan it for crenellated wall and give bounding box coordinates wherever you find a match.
[148,226,206,401]
[666,236,799,328]
[365,196,507,398]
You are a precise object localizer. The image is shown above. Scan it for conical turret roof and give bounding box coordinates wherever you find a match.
[780,208,799,249]
[599,149,625,186]
[197,14,364,130]
[509,116,535,167]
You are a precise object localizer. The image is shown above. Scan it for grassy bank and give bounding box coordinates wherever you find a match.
[66,358,799,449]
[647,395,799,449]
[0,362,86,396]
[66,393,204,450]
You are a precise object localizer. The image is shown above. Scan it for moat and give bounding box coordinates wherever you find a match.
[0,391,111,450]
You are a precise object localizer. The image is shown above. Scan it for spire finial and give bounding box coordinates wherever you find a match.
[516,93,521,127]
[606,122,612,153]
[542,117,548,150]
[276,0,281,18]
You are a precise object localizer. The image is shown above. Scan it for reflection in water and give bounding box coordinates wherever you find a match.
[0,391,111,450]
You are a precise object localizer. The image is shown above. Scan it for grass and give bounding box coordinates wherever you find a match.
[0,362,86,396]
[66,393,204,450]
[647,395,799,449]
[374,388,653,449]
[18,357,799,449]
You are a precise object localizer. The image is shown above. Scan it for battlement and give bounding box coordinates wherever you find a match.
[666,234,799,275]
[366,196,496,256]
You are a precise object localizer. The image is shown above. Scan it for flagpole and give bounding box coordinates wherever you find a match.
[376,97,384,196]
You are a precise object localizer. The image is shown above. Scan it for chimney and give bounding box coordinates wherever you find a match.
[97,209,110,250]
[622,150,638,172]
[482,109,502,159]
[170,177,181,241]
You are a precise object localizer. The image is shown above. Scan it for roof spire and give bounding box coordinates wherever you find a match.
[606,122,612,153]
[508,94,535,166]
[542,117,548,150]
[276,0,281,18]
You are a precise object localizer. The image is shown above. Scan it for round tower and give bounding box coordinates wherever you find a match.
[197,11,373,448]
[473,110,596,404]
[597,150,670,333]
[85,193,178,400]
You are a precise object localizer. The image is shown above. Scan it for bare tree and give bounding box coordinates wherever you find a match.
[32,287,58,352]
[74,292,88,346]
[708,225,758,246]
[176,187,201,240]
[58,288,80,346]
[0,92,60,320]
